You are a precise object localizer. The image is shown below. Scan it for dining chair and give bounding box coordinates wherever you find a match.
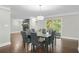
[30,33,39,52]
[21,31,28,44]
[21,31,29,52]
[49,31,56,52]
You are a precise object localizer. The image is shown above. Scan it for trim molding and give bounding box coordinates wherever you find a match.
[61,36,79,40]
[46,12,79,18]
[11,31,20,34]
[0,42,11,47]
[0,6,10,12]
[78,47,79,52]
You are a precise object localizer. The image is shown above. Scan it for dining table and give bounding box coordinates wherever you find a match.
[37,31,55,52]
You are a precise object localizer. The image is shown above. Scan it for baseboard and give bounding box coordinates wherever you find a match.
[61,36,79,40]
[0,42,11,47]
[78,47,79,52]
[11,31,20,34]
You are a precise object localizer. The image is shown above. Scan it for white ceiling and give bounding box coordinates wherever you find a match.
[3,5,79,19]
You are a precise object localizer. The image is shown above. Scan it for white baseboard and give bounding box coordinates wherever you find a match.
[78,48,79,52]
[61,36,79,40]
[11,31,20,34]
[0,42,11,47]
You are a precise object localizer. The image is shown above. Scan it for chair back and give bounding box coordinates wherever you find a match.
[30,33,38,45]
[49,31,56,44]
[21,31,28,43]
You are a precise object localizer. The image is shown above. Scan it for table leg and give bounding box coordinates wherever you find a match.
[45,37,48,53]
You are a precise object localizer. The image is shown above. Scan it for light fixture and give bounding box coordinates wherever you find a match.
[36,16,44,20]
[22,5,61,21]
[36,5,44,21]
[30,5,44,21]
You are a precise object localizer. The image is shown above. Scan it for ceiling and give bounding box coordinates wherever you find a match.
[3,5,79,19]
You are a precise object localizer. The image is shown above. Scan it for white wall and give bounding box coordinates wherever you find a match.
[61,14,79,39]
[11,19,23,32]
[0,6,10,46]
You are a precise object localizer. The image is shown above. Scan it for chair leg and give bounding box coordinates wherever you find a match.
[52,42,54,52]
[48,44,51,53]
[45,43,48,53]
[31,45,33,52]
[25,43,28,53]
[32,44,35,52]
[28,43,32,52]
[50,44,52,52]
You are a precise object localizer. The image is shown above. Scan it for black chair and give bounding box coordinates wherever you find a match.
[44,31,56,52]
[45,37,49,53]
[21,31,33,53]
[30,33,39,52]
[21,31,28,44]
[50,31,55,44]
[49,31,56,52]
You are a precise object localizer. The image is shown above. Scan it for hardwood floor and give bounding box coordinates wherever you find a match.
[0,32,78,53]
[61,38,78,53]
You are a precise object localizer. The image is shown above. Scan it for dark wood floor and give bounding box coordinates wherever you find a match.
[0,32,78,53]
[61,38,78,53]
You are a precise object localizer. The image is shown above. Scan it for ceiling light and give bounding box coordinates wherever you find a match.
[36,16,44,20]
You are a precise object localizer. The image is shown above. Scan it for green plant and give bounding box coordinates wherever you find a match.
[53,19,61,33]
[45,17,61,33]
